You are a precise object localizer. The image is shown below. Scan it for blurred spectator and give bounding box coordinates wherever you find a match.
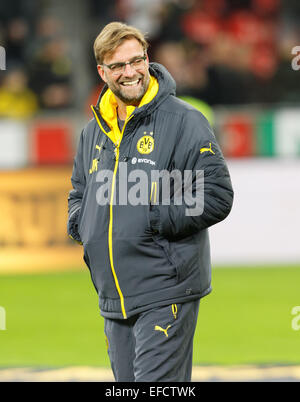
[1,0,299,110]
[0,0,36,67]
[86,0,300,106]
[0,67,38,119]
[88,0,116,24]
[28,35,73,110]
[149,0,299,105]
[125,0,164,40]
[153,41,202,94]
[5,17,30,66]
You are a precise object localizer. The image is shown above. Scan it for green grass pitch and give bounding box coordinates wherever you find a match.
[0,265,300,368]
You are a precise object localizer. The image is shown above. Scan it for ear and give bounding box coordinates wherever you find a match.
[97,65,107,83]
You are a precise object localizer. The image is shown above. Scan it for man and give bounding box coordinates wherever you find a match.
[68,22,233,382]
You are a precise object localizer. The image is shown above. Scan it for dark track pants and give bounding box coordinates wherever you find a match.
[104,300,200,382]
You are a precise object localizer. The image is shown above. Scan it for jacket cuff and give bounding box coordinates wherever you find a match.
[149,206,160,233]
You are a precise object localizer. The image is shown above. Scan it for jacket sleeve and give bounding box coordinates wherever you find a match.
[67,130,86,244]
[149,109,234,239]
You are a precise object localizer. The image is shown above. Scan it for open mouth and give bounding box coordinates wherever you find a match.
[120,78,141,87]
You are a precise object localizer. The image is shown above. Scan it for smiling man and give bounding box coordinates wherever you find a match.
[97,40,150,114]
[67,22,233,382]
[95,24,151,122]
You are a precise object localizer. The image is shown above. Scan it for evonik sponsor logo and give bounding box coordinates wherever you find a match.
[131,157,156,166]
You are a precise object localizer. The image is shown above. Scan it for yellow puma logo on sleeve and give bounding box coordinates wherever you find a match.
[200,142,215,155]
[89,158,98,174]
[154,325,172,338]
[89,145,103,174]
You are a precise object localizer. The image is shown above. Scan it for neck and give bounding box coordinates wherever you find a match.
[116,96,141,120]
[116,102,127,120]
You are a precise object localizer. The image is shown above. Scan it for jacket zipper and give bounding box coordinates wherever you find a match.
[92,105,133,319]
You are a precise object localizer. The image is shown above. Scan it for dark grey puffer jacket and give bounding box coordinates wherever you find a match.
[68,63,233,319]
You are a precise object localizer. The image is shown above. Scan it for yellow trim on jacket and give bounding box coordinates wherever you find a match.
[99,75,159,145]
[91,75,159,319]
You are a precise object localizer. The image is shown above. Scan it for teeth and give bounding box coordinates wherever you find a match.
[122,79,139,86]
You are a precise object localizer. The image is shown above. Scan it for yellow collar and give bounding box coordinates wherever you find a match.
[99,75,159,144]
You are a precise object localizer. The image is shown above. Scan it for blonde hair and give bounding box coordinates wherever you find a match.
[93,22,149,65]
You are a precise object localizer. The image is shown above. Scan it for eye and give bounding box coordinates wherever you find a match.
[110,63,123,72]
[131,57,144,67]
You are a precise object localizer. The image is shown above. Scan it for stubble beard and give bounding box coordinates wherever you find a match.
[109,72,150,106]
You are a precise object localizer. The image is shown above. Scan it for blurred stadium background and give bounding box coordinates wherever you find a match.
[0,0,300,382]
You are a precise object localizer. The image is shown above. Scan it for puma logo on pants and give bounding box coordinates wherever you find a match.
[154,325,171,338]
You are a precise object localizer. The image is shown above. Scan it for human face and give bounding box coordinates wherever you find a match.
[98,38,150,107]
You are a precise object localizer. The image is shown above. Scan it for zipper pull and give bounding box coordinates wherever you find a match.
[172,304,177,320]
[113,144,119,161]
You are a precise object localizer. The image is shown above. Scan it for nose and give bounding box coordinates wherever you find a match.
[122,62,136,76]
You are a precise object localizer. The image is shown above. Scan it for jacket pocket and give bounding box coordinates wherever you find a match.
[83,248,99,293]
[112,235,177,297]
[83,239,120,299]
[152,234,187,283]
[153,233,200,283]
